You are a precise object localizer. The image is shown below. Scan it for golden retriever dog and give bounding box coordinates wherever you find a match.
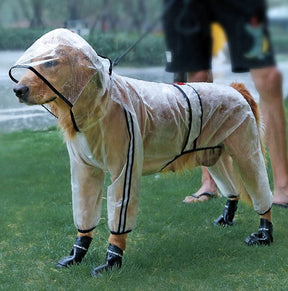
[9,29,273,277]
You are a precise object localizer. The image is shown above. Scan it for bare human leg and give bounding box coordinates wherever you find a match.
[251,67,288,206]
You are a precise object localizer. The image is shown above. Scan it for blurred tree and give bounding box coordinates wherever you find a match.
[1,0,162,30]
[68,0,81,20]
[29,0,45,27]
[15,0,46,28]
[1,0,287,29]
[268,0,287,7]
[123,0,147,31]
[100,0,113,31]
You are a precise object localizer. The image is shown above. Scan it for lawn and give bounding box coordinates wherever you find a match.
[0,128,287,290]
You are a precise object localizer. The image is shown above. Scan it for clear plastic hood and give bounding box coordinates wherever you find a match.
[9,28,112,106]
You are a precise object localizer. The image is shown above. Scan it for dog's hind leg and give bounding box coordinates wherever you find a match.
[206,152,240,226]
[213,199,239,226]
[216,117,273,245]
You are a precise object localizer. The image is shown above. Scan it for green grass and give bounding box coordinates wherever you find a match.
[0,129,288,290]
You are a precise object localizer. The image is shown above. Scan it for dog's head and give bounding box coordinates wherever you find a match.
[10,29,111,108]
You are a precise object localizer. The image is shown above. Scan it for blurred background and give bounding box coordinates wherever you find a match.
[0,0,287,132]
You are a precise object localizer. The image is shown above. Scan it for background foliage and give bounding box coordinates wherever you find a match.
[0,0,162,31]
[0,0,286,29]
[0,0,287,67]
[0,25,286,67]
[0,28,166,66]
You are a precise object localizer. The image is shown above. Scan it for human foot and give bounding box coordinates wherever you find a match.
[183,186,218,203]
[273,187,288,207]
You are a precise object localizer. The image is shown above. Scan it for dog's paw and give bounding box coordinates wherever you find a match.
[213,214,233,226]
[213,199,238,226]
[91,244,123,277]
[56,236,92,268]
[245,218,273,246]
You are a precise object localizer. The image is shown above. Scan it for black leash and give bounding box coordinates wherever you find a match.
[112,0,176,67]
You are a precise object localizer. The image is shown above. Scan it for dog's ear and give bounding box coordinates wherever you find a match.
[82,72,104,98]
[94,72,103,90]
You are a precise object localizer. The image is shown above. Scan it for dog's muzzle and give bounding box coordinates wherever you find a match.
[9,64,80,132]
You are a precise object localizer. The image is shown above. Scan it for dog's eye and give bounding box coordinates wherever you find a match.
[44,60,58,68]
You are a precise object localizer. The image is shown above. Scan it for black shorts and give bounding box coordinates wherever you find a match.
[163,0,276,73]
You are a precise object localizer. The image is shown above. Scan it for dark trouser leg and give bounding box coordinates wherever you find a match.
[174,72,187,82]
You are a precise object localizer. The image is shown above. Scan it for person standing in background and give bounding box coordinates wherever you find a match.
[163,0,288,207]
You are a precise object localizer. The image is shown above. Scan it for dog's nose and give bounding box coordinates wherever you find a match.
[13,84,29,99]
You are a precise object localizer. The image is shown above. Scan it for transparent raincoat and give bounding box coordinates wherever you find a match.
[9,29,273,234]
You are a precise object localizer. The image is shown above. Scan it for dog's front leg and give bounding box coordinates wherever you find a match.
[57,142,106,268]
[56,161,104,269]
[56,234,93,268]
[91,127,143,276]
[91,233,128,277]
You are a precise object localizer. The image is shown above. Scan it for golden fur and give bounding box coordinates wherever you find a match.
[230,82,265,157]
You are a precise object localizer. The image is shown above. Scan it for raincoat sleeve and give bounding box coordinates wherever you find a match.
[107,110,144,234]
[66,135,105,233]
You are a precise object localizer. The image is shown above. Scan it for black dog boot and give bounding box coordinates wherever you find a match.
[245,218,273,246]
[91,244,123,277]
[56,236,92,268]
[214,199,238,226]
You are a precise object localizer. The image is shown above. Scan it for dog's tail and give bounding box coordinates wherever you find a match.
[230,82,266,205]
[230,82,265,155]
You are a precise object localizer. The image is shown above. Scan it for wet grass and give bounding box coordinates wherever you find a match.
[0,128,288,290]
